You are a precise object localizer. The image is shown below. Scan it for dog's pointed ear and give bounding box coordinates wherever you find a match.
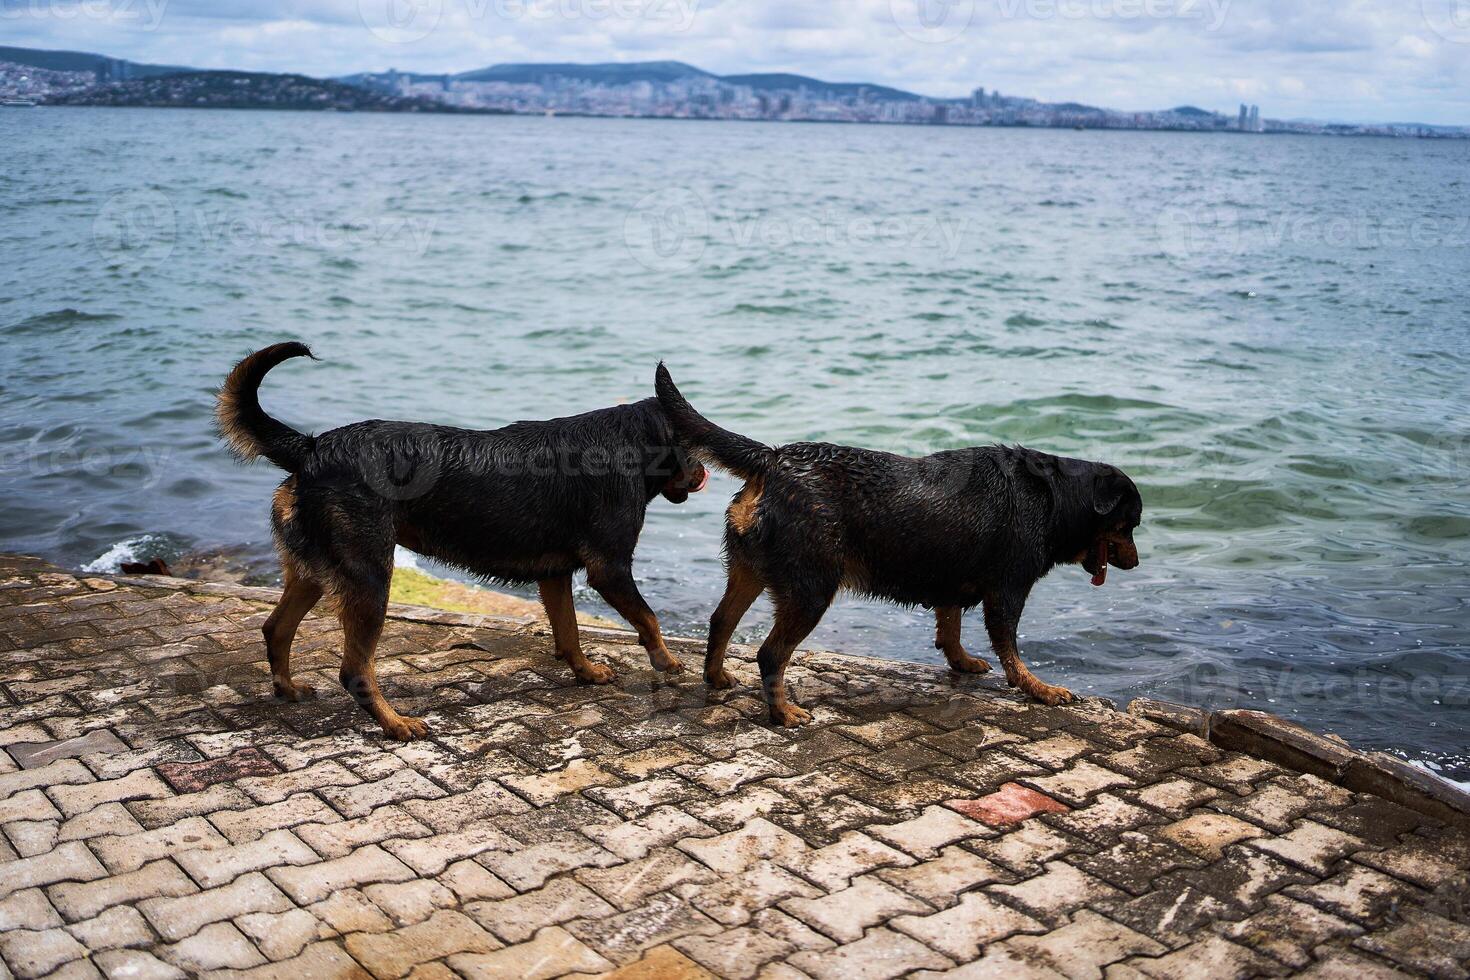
[1092,467,1126,516]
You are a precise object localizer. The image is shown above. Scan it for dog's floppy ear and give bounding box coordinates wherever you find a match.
[1092,467,1127,516]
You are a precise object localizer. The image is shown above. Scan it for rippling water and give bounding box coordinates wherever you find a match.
[3,107,1467,776]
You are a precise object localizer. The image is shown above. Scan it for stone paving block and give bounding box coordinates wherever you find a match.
[1295,948,1421,979]
[1007,908,1166,976]
[1157,812,1262,860]
[1,841,108,903]
[677,751,794,796]
[235,760,361,805]
[7,730,128,770]
[447,925,612,979]
[949,781,1071,827]
[674,929,792,980]
[379,823,518,877]
[1130,777,1220,816]
[267,845,416,905]
[48,859,197,923]
[155,748,277,794]
[577,848,718,910]
[780,830,915,889]
[0,926,89,978]
[685,788,796,833]
[90,816,229,874]
[306,888,395,936]
[296,805,432,860]
[1118,933,1284,978]
[362,879,459,926]
[1353,908,1470,977]
[564,893,722,964]
[867,804,993,858]
[1219,894,1363,970]
[788,927,952,979]
[892,889,1045,960]
[987,860,1126,924]
[320,769,447,819]
[587,777,701,819]
[1068,831,1204,896]
[128,784,253,830]
[0,889,64,932]
[0,759,94,802]
[1287,864,1429,927]
[208,793,339,844]
[1022,762,1133,807]
[139,871,291,942]
[91,948,188,979]
[158,921,265,972]
[346,909,502,979]
[583,804,716,860]
[678,817,809,874]
[0,788,62,825]
[876,844,1006,907]
[48,769,172,818]
[4,818,59,858]
[676,861,821,928]
[400,781,529,833]
[973,821,1084,876]
[464,878,615,944]
[480,836,620,891]
[174,828,318,889]
[233,907,321,962]
[1249,819,1370,875]
[64,905,152,952]
[781,874,928,944]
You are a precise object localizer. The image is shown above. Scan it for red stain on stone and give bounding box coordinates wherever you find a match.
[158,747,277,793]
[948,782,1069,826]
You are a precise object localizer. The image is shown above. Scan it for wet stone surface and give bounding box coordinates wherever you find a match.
[0,554,1468,978]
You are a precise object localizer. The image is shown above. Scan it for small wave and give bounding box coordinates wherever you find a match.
[204,187,248,199]
[6,309,121,333]
[82,533,172,573]
[1004,313,1046,328]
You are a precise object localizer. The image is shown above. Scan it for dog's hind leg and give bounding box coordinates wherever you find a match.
[934,606,991,675]
[585,559,684,673]
[538,576,615,684]
[705,558,764,689]
[336,568,429,741]
[755,591,831,727]
[264,562,324,701]
[982,592,1075,705]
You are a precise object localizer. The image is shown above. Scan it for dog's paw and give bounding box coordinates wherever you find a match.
[1029,683,1077,706]
[272,681,316,702]
[650,650,685,674]
[577,661,616,685]
[770,702,813,728]
[947,654,992,675]
[705,668,737,690]
[383,715,430,741]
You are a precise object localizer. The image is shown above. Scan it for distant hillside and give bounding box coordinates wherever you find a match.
[45,70,486,112]
[457,61,712,85]
[0,45,189,78]
[720,73,922,102]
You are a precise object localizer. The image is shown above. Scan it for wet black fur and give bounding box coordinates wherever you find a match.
[227,344,703,599]
[655,362,1143,706]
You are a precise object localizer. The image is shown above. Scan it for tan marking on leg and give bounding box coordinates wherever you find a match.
[993,637,1074,705]
[728,479,764,535]
[263,562,322,701]
[337,590,428,741]
[705,560,764,689]
[537,576,614,684]
[271,477,298,524]
[934,606,991,674]
[586,561,683,673]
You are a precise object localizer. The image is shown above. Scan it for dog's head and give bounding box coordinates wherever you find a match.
[658,446,708,504]
[1072,464,1142,586]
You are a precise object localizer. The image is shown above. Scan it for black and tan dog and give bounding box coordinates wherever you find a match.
[655,364,1142,727]
[217,343,705,740]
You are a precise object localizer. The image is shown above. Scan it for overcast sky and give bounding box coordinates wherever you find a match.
[6,0,1469,123]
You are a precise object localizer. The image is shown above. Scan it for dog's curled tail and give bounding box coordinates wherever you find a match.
[655,362,773,480]
[216,342,316,472]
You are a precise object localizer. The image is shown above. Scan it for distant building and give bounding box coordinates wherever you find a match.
[1249,104,1261,132]
[1238,104,1248,131]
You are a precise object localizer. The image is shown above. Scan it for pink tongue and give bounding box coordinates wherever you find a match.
[692,470,709,493]
[1091,540,1108,587]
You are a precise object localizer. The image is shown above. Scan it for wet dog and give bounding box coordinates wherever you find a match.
[655,364,1141,726]
[217,343,706,740]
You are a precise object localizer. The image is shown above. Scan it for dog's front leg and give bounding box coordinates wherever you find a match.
[934,606,991,675]
[585,560,684,673]
[537,576,615,684]
[982,592,1075,705]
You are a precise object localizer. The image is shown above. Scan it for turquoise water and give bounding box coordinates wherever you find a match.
[3,107,1468,776]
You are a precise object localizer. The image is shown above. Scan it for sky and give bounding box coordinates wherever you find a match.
[4,0,1470,124]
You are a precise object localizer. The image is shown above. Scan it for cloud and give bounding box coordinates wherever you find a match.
[3,0,1466,122]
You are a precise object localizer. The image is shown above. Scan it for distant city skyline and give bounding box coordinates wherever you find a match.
[3,1,1469,125]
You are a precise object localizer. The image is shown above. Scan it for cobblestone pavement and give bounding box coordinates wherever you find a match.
[2,554,1469,979]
